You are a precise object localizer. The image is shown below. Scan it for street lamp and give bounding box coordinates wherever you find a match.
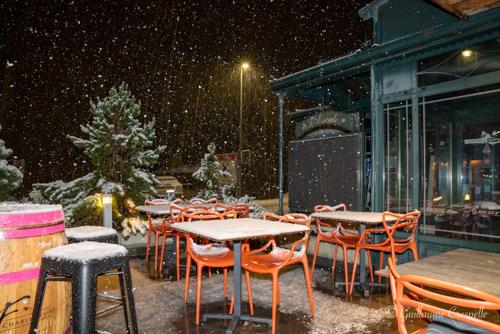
[238,62,250,196]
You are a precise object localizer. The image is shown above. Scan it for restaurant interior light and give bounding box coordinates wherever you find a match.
[464,193,471,201]
[461,49,473,58]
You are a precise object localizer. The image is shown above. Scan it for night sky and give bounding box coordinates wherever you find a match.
[0,0,371,197]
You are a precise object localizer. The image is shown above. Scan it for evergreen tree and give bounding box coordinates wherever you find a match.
[0,138,23,200]
[192,142,232,199]
[33,83,164,224]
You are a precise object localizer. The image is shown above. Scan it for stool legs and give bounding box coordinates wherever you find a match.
[118,271,131,334]
[29,267,49,334]
[72,265,97,334]
[123,261,139,334]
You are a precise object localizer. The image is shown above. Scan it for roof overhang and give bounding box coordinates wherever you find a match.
[269,5,500,96]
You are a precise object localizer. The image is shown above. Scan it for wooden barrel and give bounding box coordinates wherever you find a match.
[0,204,71,334]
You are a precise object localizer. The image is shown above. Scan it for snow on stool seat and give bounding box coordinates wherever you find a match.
[31,241,138,334]
[66,225,119,244]
[44,241,128,263]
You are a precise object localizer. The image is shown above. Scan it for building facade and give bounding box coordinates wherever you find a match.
[270,0,500,256]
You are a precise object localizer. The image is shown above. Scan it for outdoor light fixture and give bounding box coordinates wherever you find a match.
[464,193,471,201]
[461,49,473,58]
[241,62,250,70]
[102,194,113,228]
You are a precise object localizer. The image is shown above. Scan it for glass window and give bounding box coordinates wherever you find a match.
[418,38,500,87]
[420,88,500,243]
[384,100,413,213]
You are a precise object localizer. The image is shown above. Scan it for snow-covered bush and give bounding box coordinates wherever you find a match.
[121,217,148,238]
[32,83,165,229]
[0,138,23,201]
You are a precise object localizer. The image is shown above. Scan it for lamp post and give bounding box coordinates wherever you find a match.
[238,62,249,196]
[102,194,113,228]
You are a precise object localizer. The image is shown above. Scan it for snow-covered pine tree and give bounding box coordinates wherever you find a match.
[0,138,23,200]
[192,142,232,199]
[33,83,164,225]
[68,83,164,199]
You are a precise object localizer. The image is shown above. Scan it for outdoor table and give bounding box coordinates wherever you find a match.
[172,218,310,334]
[310,211,397,296]
[376,248,500,298]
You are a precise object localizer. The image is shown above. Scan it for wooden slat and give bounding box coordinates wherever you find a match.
[376,248,500,298]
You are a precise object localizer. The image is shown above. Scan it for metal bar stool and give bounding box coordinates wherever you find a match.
[29,241,138,334]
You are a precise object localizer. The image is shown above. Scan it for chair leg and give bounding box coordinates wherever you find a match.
[349,248,360,295]
[159,234,167,272]
[118,270,130,333]
[195,265,204,325]
[154,232,160,271]
[223,268,228,299]
[302,258,315,317]
[184,255,192,303]
[145,229,152,262]
[245,270,254,315]
[378,251,384,283]
[271,272,279,334]
[332,244,339,276]
[310,236,321,281]
[29,267,48,334]
[176,234,181,281]
[366,250,374,283]
[229,290,234,314]
[342,247,349,294]
[123,261,139,334]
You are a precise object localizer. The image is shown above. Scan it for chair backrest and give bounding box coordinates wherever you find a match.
[382,211,421,260]
[216,203,250,218]
[185,209,236,222]
[263,212,310,227]
[262,212,311,261]
[189,197,218,204]
[145,199,170,206]
[176,206,213,222]
[387,257,500,334]
[313,203,346,213]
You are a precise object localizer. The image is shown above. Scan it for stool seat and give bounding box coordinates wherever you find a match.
[30,242,138,334]
[44,241,127,263]
[66,226,119,244]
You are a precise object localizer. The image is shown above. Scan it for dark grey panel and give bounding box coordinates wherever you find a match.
[288,134,361,213]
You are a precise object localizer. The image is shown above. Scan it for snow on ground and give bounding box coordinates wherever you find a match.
[96,260,391,333]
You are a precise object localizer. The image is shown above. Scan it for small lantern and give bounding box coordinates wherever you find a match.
[102,194,113,228]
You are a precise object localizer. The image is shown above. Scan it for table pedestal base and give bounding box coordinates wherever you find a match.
[202,313,272,334]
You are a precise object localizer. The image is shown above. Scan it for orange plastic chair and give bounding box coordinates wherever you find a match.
[216,203,250,218]
[144,200,176,272]
[310,204,362,293]
[162,204,215,281]
[183,210,252,325]
[387,257,500,334]
[349,211,421,294]
[239,213,315,334]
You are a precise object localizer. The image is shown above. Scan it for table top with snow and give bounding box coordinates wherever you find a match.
[172,218,309,242]
[310,211,397,225]
[0,203,63,215]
